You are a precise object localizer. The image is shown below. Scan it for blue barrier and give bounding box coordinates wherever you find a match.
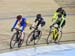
[0,44,75,56]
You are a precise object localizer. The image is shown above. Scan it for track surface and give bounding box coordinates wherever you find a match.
[0,0,75,54]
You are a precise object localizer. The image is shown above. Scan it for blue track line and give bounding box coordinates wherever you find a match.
[0,13,75,20]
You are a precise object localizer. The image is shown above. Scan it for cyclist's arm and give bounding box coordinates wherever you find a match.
[63,10,66,18]
[21,25,26,32]
[34,18,38,22]
[31,18,38,27]
[52,12,58,25]
[60,16,65,27]
[52,12,58,21]
[12,20,18,28]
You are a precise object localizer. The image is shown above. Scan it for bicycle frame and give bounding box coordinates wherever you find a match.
[31,26,40,36]
[10,28,23,48]
[52,27,58,40]
[47,26,62,44]
[15,28,22,39]
[26,26,42,45]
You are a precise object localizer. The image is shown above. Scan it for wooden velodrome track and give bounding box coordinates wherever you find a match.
[0,0,75,53]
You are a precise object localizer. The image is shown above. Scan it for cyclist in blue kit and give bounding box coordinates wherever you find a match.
[11,15,28,41]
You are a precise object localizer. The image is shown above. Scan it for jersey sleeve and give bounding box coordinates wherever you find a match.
[52,12,58,21]
[12,20,18,28]
[60,15,65,27]
[34,18,38,22]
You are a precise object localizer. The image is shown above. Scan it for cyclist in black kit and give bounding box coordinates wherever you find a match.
[30,14,45,38]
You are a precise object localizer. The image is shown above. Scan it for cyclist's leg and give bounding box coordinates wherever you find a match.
[61,20,66,28]
[54,21,65,43]
[34,24,42,38]
[59,20,66,32]
[15,25,25,39]
[36,21,41,35]
[21,25,26,40]
[38,21,45,35]
[15,25,21,40]
[38,25,41,36]
[18,26,26,47]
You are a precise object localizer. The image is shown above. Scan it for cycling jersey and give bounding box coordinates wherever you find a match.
[34,17,45,27]
[52,12,59,21]
[56,15,65,28]
[52,10,66,20]
[52,11,66,28]
[12,18,27,32]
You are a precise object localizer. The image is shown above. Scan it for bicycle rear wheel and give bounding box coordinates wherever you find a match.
[10,33,18,49]
[34,31,42,45]
[26,31,34,46]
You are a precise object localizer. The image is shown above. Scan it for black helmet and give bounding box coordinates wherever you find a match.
[36,14,41,19]
[56,7,63,12]
[16,15,22,20]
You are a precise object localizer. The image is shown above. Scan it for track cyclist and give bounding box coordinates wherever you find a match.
[11,15,28,42]
[30,14,46,39]
[50,7,66,32]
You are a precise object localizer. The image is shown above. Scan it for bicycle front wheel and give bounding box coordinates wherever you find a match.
[46,30,53,44]
[26,31,42,45]
[26,31,34,46]
[10,33,18,49]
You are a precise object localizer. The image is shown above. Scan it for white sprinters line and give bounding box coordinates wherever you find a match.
[0,43,75,56]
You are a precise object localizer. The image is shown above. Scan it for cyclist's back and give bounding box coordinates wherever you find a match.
[35,17,45,27]
[33,14,45,30]
[56,7,66,18]
[14,18,27,27]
